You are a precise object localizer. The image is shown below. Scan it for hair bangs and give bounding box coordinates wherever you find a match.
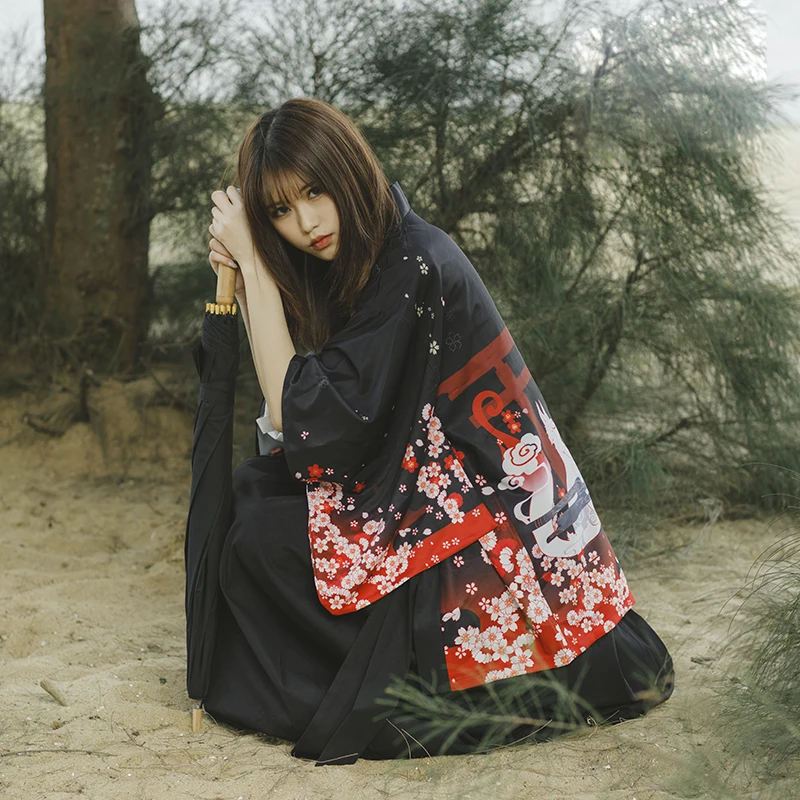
[258,144,325,214]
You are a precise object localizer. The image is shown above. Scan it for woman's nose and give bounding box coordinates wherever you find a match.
[296,202,319,234]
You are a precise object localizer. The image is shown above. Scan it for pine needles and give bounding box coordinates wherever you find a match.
[721,522,800,779]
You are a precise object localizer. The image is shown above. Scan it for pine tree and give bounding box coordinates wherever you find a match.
[348,0,800,516]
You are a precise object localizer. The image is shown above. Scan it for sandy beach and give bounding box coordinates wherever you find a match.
[0,375,798,800]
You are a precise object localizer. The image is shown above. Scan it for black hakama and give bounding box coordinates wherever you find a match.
[201,451,673,765]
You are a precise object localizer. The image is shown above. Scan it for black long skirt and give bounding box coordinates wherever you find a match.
[201,452,675,765]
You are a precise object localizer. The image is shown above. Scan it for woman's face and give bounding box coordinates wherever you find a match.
[267,175,340,261]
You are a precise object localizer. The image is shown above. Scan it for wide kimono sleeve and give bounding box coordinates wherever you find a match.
[280,247,437,486]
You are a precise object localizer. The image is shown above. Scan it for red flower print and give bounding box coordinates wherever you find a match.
[354,481,366,493]
[453,448,465,461]
[401,443,418,473]
[508,421,521,433]
[502,410,515,423]
[446,492,463,507]
[308,464,324,479]
[557,487,566,499]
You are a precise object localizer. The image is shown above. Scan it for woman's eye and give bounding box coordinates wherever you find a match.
[270,188,322,218]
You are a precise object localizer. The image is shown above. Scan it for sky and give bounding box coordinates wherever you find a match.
[2,0,799,119]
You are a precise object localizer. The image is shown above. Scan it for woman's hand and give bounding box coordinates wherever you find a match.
[208,186,254,268]
[208,236,246,300]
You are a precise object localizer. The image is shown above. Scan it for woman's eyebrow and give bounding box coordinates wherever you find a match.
[270,183,312,209]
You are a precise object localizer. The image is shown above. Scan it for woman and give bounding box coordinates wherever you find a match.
[191,97,674,765]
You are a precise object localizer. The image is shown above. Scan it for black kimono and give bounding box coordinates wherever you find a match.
[191,182,674,765]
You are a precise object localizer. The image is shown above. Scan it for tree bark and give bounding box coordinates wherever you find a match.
[41,0,160,372]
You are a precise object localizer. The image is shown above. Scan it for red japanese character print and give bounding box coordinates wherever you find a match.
[435,325,634,688]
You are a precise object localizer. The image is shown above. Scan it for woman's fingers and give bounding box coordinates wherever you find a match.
[211,189,231,208]
[208,186,243,255]
[209,251,245,296]
[226,185,242,206]
[208,237,237,267]
[209,249,237,268]
[209,236,233,257]
[209,236,234,259]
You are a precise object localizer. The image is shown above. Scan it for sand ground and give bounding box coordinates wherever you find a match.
[0,376,798,800]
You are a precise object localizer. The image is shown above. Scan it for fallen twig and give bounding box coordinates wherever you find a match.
[0,748,113,758]
[40,678,69,706]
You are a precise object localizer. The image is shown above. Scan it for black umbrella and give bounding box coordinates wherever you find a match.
[184,286,239,726]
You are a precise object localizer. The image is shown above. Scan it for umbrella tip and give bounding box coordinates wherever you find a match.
[191,705,203,732]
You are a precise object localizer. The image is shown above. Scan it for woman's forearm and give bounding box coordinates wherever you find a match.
[238,259,296,433]
[234,291,265,403]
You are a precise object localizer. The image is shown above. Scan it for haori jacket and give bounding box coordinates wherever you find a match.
[264,181,634,691]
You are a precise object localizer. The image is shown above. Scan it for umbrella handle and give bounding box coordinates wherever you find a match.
[206,263,238,315]
[216,262,237,306]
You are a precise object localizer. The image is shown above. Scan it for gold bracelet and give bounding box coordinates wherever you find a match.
[205,302,238,315]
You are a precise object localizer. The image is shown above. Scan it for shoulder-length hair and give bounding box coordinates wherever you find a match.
[232,97,402,353]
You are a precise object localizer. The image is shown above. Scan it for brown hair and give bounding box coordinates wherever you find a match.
[233,97,402,353]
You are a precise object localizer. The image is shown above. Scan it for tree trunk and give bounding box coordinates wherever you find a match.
[41,0,160,373]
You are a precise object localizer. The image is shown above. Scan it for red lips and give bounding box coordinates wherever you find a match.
[311,233,333,249]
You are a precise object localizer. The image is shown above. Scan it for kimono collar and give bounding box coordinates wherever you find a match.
[389,181,411,218]
[366,182,412,283]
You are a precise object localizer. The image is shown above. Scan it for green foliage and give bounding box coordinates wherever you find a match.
[229,0,391,105]
[0,102,45,345]
[341,0,800,516]
[139,0,256,247]
[0,26,45,346]
[4,0,800,517]
[148,257,209,347]
[131,0,800,518]
[721,522,800,782]
[377,669,601,756]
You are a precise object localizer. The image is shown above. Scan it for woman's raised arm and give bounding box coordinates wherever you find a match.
[209,187,296,431]
[238,255,296,433]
